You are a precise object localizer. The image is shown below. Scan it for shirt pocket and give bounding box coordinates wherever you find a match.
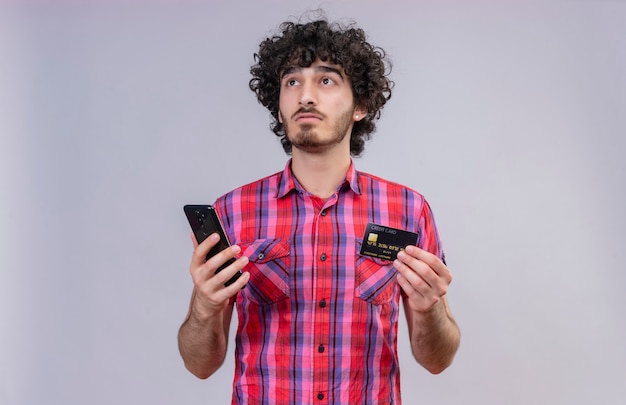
[240,238,291,306]
[355,240,398,305]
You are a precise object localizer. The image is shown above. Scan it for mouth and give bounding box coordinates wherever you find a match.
[295,114,322,123]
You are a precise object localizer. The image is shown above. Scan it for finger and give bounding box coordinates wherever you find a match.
[190,232,199,249]
[190,233,221,267]
[395,250,436,287]
[192,243,241,284]
[394,255,435,294]
[396,260,447,312]
[209,254,249,287]
[397,271,444,313]
[395,250,450,298]
[404,246,452,284]
[396,271,426,300]
[196,256,250,308]
[220,262,251,291]
[205,244,242,273]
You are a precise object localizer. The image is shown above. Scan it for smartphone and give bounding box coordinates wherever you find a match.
[183,205,242,286]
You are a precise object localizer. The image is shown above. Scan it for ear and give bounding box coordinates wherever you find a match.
[278,110,283,123]
[353,105,367,121]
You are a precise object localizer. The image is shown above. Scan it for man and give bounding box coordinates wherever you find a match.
[178,17,460,404]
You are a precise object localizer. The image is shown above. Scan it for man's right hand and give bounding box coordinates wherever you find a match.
[189,232,250,319]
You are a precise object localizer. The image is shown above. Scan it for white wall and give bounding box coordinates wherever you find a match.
[1,1,625,404]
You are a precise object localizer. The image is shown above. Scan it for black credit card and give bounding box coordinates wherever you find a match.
[359,223,420,261]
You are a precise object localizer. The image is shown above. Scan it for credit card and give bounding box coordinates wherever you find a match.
[359,223,420,261]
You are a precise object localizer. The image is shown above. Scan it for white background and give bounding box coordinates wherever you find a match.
[1,0,625,404]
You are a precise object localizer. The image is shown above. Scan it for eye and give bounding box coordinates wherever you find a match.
[285,78,299,87]
[321,77,335,85]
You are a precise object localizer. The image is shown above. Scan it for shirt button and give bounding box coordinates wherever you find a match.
[317,392,324,400]
[319,299,327,308]
[318,344,325,353]
[257,253,265,260]
[320,253,326,261]
[321,209,327,216]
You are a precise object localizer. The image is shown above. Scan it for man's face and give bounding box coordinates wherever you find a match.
[278,59,365,154]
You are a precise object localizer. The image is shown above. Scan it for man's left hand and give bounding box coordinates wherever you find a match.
[394,245,452,313]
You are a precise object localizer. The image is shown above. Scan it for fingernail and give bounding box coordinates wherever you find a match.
[232,245,241,254]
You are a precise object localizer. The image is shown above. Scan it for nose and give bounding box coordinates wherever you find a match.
[299,80,317,106]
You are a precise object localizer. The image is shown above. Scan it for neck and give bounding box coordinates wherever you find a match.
[290,147,351,199]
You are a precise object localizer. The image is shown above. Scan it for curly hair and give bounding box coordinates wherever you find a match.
[249,17,393,156]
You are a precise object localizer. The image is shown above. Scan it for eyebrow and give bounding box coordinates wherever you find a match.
[281,65,345,80]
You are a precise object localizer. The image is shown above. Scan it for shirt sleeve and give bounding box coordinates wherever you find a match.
[418,199,446,264]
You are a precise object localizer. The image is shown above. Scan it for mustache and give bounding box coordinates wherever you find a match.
[291,107,325,120]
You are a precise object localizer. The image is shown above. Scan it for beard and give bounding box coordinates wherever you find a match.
[283,107,353,154]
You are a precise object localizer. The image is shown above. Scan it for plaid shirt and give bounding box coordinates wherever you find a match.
[214,160,444,405]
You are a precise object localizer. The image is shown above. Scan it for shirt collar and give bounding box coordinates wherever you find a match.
[275,158,362,198]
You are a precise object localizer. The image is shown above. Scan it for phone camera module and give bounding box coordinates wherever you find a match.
[196,211,205,224]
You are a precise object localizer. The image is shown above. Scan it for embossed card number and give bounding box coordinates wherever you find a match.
[359,223,419,261]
